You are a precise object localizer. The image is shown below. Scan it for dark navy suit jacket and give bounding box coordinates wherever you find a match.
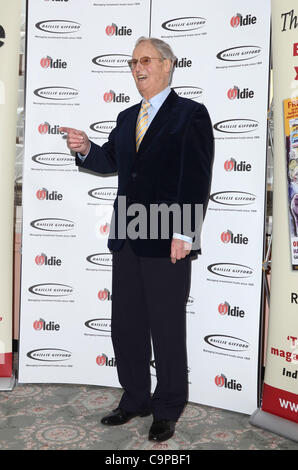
[76,89,214,257]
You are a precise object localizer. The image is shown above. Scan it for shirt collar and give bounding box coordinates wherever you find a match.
[143,86,171,110]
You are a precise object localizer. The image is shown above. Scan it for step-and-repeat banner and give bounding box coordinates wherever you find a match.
[19,0,270,415]
[0,1,22,377]
[260,0,298,424]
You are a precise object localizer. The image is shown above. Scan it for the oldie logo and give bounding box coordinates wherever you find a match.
[103,90,130,103]
[214,374,242,391]
[209,191,256,206]
[217,45,261,62]
[32,152,75,167]
[174,57,192,68]
[28,283,74,297]
[230,13,257,28]
[214,119,259,133]
[204,334,249,352]
[27,348,71,362]
[207,263,253,278]
[38,122,62,135]
[33,318,60,331]
[36,188,63,201]
[86,253,112,268]
[88,187,117,201]
[161,17,207,32]
[92,54,130,68]
[35,20,81,34]
[85,319,111,333]
[172,86,203,101]
[0,25,5,48]
[96,354,116,366]
[34,86,78,100]
[220,230,248,245]
[227,86,254,100]
[105,23,132,36]
[224,158,251,172]
[99,223,110,236]
[40,56,67,69]
[218,302,245,318]
[30,218,75,232]
[98,288,112,301]
[35,253,62,266]
[90,121,116,134]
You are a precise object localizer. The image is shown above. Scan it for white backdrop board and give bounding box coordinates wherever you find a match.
[19,0,271,415]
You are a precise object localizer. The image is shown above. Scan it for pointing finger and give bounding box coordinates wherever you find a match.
[59,127,82,136]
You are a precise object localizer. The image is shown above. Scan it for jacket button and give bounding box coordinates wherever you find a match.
[131,172,137,178]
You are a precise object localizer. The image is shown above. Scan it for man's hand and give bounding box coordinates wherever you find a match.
[59,127,90,156]
[170,238,191,264]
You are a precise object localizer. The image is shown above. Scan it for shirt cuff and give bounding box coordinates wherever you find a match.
[77,142,91,161]
[173,233,193,244]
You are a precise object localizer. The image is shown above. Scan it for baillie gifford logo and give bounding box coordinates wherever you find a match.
[96,353,116,367]
[218,302,245,318]
[103,90,130,103]
[105,23,132,36]
[230,13,257,28]
[214,374,242,391]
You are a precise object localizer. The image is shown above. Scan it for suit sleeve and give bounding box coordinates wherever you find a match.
[75,122,118,174]
[177,104,214,244]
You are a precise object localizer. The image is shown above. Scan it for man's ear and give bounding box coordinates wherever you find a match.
[164,58,172,73]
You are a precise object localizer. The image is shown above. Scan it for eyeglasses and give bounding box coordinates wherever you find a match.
[127,56,165,70]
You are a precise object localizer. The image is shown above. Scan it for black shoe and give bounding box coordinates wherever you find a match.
[101,407,151,426]
[148,420,176,442]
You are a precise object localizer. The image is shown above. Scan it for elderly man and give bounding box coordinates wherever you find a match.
[60,36,213,442]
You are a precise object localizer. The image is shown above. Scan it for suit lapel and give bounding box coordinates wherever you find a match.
[137,90,179,154]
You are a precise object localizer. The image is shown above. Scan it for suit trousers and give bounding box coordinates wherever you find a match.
[111,239,191,421]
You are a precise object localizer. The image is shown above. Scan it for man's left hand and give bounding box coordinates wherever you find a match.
[170,238,191,264]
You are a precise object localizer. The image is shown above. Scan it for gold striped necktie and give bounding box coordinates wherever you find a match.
[136,100,150,151]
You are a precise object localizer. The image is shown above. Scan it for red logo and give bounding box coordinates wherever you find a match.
[220,230,232,243]
[100,223,110,235]
[36,188,47,200]
[218,302,229,315]
[224,159,235,171]
[38,122,49,134]
[215,374,226,387]
[103,91,114,103]
[98,288,111,301]
[35,254,46,265]
[40,56,51,68]
[227,87,239,99]
[230,15,241,27]
[33,319,44,331]
[105,24,116,36]
[96,354,107,366]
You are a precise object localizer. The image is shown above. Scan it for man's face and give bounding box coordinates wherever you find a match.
[131,41,171,100]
